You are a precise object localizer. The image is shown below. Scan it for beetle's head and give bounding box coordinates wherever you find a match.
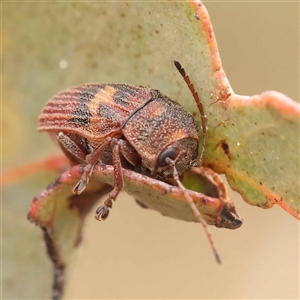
[154,137,198,178]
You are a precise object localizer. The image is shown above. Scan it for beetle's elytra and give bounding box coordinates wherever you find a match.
[38,62,221,263]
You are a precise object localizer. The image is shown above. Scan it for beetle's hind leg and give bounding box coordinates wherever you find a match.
[57,132,95,194]
[94,139,124,221]
[57,132,88,164]
[64,134,124,220]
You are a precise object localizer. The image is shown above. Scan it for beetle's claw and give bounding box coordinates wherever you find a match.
[72,165,93,195]
[72,179,86,195]
[95,205,110,221]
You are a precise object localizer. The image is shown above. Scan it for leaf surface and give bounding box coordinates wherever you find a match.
[28,164,241,298]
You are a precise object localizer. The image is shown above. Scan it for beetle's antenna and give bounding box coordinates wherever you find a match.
[168,159,221,264]
[174,61,207,166]
[172,62,220,263]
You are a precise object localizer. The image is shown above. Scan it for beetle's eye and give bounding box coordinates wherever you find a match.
[157,147,178,167]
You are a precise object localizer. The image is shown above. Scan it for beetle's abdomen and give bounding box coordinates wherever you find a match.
[38,83,152,142]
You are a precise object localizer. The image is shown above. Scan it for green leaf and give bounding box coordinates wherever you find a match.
[204,91,300,219]
[27,164,241,298]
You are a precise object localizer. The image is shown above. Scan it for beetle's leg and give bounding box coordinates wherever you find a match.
[57,132,87,164]
[119,139,141,167]
[72,138,112,195]
[72,164,95,195]
[94,139,124,221]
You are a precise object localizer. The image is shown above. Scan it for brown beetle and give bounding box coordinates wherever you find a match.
[38,62,220,263]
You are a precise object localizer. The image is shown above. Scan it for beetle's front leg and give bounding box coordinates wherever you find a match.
[94,139,124,221]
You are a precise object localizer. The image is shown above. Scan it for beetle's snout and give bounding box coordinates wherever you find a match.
[154,137,198,177]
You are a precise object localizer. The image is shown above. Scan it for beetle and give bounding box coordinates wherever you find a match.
[38,61,220,263]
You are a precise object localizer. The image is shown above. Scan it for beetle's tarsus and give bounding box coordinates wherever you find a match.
[72,179,86,195]
[72,164,94,195]
[95,205,110,221]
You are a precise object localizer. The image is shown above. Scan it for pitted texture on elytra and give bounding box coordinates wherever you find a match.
[111,84,146,107]
[98,103,122,122]
[38,83,152,141]
[69,86,103,126]
[124,94,198,155]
